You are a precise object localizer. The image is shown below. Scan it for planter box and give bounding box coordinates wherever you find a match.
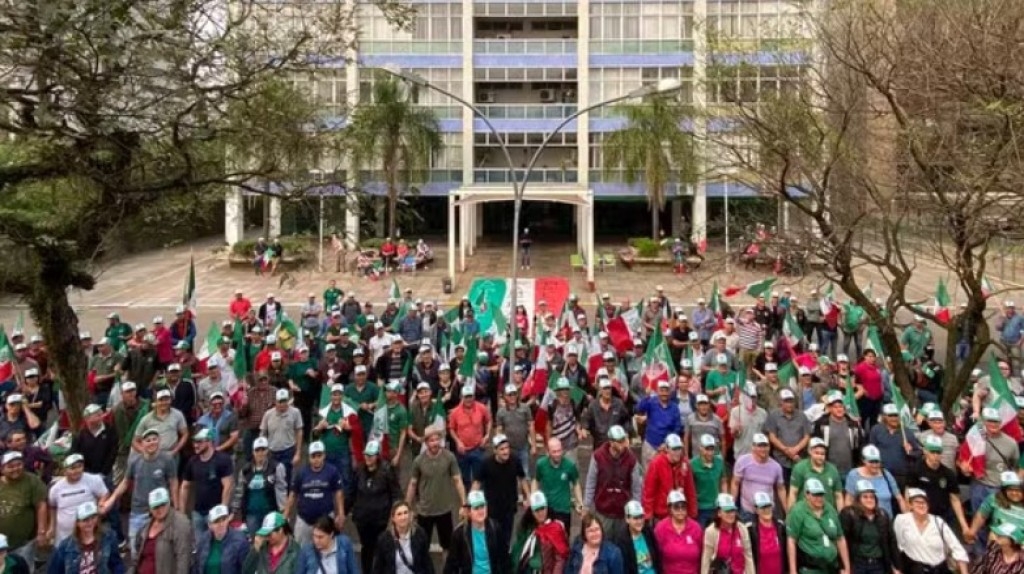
[227,253,310,270]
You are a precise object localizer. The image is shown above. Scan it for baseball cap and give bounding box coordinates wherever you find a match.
[716,493,737,511]
[467,490,487,508]
[826,391,844,405]
[121,381,137,392]
[193,428,212,442]
[253,437,269,451]
[330,384,344,394]
[700,434,717,448]
[798,366,812,376]
[667,490,687,505]
[995,523,1024,544]
[554,378,571,391]
[64,453,85,467]
[492,434,509,447]
[608,425,627,441]
[765,362,778,372]
[167,363,181,372]
[598,378,612,389]
[804,478,826,494]
[257,512,288,536]
[461,385,475,397]
[417,382,432,392]
[906,488,927,501]
[752,433,769,446]
[716,354,728,365]
[809,437,827,450]
[928,409,946,420]
[149,488,171,508]
[24,368,38,378]
[602,350,614,360]
[76,501,99,521]
[837,354,849,363]
[5,394,22,405]
[275,389,290,402]
[856,479,876,494]
[386,381,403,393]
[354,365,367,375]
[924,435,944,453]
[82,404,103,417]
[862,445,882,462]
[696,394,710,404]
[529,491,548,511]
[625,501,645,518]
[657,380,671,389]
[680,358,693,369]
[365,440,381,456]
[664,434,683,450]
[141,428,160,439]
[754,492,774,508]
[1002,471,1023,488]
[208,505,230,523]
[882,404,899,416]
[155,389,172,400]
[983,407,1002,422]
[779,389,795,401]
[1,451,22,465]
[309,441,325,455]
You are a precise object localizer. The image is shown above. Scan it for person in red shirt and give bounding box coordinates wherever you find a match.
[448,385,492,492]
[151,316,174,368]
[229,290,252,320]
[642,433,698,520]
[380,237,397,273]
[852,349,884,432]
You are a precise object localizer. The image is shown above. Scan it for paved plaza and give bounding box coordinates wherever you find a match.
[0,234,1018,334]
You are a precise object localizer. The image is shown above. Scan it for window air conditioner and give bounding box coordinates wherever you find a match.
[478,92,496,104]
[539,89,556,102]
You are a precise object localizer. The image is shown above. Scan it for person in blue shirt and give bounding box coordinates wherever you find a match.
[996,302,1024,369]
[283,441,344,548]
[633,380,682,469]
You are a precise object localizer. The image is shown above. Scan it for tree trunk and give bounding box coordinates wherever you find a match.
[388,185,397,239]
[374,199,385,238]
[651,204,660,241]
[28,257,89,430]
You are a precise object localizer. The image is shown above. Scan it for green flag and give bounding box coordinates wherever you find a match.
[232,319,248,380]
[935,278,951,308]
[842,374,860,418]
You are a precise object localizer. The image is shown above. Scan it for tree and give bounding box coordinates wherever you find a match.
[602,94,698,240]
[0,0,413,427]
[705,0,1024,409]
[346,73,443,240]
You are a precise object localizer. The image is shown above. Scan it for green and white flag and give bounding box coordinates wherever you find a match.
[782,311,805,347]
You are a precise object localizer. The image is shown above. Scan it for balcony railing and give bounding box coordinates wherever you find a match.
[360,41,461,54]
[590,39,695,54]
[473,168,579,184]
[473,38,578,54]
[476,104,578,119]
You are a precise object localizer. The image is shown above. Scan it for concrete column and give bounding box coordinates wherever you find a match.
[345,3,360,249]
[692,0,708,250]
[459,201,467,272]
[671,199,682,238]
[576,206,584,254]
[225,188,244,245]
[448,195,456,280]
[586,198,595,286]
[269,196,282,238]
[467,202,475,256]
[577,0,591,187]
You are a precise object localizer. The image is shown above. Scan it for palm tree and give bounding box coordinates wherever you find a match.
[602,95,698,240]
[347,73,443,239]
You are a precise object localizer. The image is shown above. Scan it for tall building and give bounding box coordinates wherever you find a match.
[226,0,810,281]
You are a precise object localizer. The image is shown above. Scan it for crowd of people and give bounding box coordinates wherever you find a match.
[0,282,1023,574]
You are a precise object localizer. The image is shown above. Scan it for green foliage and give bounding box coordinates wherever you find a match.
[359,237,386,249]
[346,73,443,238]
[230,237,315,258]
[603,95,698,239]
[628,238,664,258]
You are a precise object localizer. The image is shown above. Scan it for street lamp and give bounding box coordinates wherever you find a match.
[379,67,680,365]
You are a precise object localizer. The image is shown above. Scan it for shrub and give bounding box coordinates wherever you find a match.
[231,236,313,257]
[628,237,663,258]
[359,237,385,249]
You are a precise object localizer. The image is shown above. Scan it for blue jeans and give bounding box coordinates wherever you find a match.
[456,447,484,492]
[102,476,124,543]
[956,340,971,363]
[818,329,837,359]
[245,515,262,539]
[971,481,999,556]
[128,511,149,558]
[327,451,354,506]
[841,330,863,359]
[738,509,756,524]
[512,447,531,480]
[192,511,210,538]
[697,509,716,528]
[271,445,296,483]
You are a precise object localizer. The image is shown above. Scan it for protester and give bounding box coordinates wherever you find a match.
[444,490,510,574]
[511,491,571,574]
[566,513,625,574]
[192,505,248,574]
[295,516,359,574]
[132,488,192,574]
[609,500,661,574]
[893,489,969,574]
[46,501,125,574]
[370,501,434,574]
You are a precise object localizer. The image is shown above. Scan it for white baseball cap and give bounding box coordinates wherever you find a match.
[253,437,270,450]
[275,389,290,402]
[208,504,230,523]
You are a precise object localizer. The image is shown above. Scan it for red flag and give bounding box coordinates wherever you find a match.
[605,317,633,354]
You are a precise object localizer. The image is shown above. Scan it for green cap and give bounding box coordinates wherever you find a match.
[554,378,571,390]
[467,490,487,509]
[923,435,944,453]
[257,512,287,536]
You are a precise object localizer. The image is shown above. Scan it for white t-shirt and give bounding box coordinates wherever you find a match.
[48,473,109,544]
[369,334,394,363]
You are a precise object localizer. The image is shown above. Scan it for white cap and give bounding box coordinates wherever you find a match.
[599,331,609,339]
[837,354,849,363]
[779,389,795,400]
[309,441,325,454]
[148,488,171,508]
[1002,471,1023,487]
[882,403,899,416]
[64,453,85,467]
[754,492,774,508]
[598,378,613,389]
[253,437,270,450]
[765,362,778,371]
[862,445,882,461]
[354,365,367,374]
[798,366,812,375]
[461,385,475,397]
[167,363,181,372]
[608,425,628,441]
[696,394,710,403]
[699,434,717,448]
[856,479,875,494]
[667,489,686,504]
[275,389,290,402]
[5,393,22,405]
[752,433,769,446]
[715,354,728,365]
[492,434,509,447]
[679,358,693,369]
[76,501,99,521]
[808,343,819,351]
[1,451,22,465]
[664,433,683,449]
[625,500,645,517]
[13,343,26,351]
[155,389,172,400]
[906,488,927,500]
[809,437,827,450]
[983,407,1002,422]
[364,440,381,456]
[208,505,230,522]
[330,384,344,394]
[417,382,432,392]
[121,381,137,392]
[529,491,548,510]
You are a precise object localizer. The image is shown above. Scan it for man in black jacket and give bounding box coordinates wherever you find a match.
[444,490,511,574]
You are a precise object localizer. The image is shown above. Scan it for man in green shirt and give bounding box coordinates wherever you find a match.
[323,280,343,312]
[104,312,132,349]
[786,478,849,574]
[344,366,378,445]
[314,384,356,497]
[88,338,123,405]
[532,436,583,532]
[901,317,933,361]
[0,451,48,563]
[690,434,726,527]
[384,381,410,488]
[705,356,738,407]
[788,437,844,509]
[288,347,320,441]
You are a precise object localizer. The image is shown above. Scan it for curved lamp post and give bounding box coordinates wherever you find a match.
[379,66,680,370]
